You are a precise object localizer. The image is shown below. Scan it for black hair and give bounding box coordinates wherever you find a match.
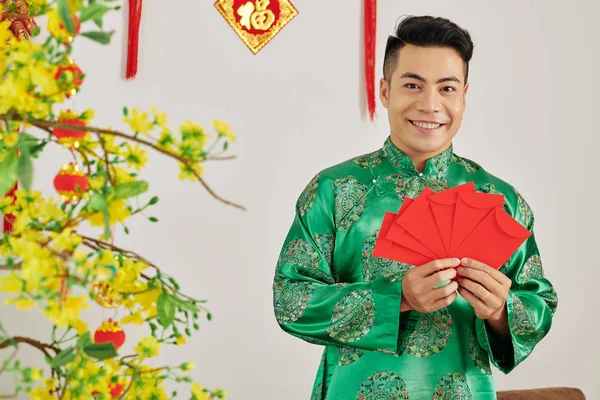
[383,16,474,83]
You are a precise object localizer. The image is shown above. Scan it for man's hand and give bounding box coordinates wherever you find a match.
[401,258,461,313]
[456,258,511,322]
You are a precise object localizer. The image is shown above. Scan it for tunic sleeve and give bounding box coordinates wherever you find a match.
[475,190,558,373]
[273,173,405,354]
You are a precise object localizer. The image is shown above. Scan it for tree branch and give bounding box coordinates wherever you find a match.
[0,116,245,211]
[0,336,59,358]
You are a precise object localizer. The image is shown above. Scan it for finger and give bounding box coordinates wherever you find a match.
[457,264,505,296]
[461,258,511,287]
[429,291,458,311]
[427,280,459,303]
[458,287,489,312]
[425,267,457,288]
[457,278,504,310]
[420,258,461,277]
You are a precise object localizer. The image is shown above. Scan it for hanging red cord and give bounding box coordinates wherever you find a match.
[364,0,377,121]
[126,0,142,79]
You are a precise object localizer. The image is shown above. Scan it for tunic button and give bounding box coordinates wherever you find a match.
[419,173,423,177]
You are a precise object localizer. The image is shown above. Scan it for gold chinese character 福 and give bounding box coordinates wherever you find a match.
[237,0,276,31]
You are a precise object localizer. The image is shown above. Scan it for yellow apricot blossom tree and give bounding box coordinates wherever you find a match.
[0,0,242,398]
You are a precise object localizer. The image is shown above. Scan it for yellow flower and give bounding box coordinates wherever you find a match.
[157,128,174,151]
[0,273,22,293]
[134,336,161,358]
[46,9,72,43]
[120,309,145,325]
[180,120,210,146]
[0,20,14,47]
[175,335,187,345]
[212,120,236,142]
[43,377,60,392]
[124,108,154,135]
[31,368,43,381]
[87,199,131,227]
[3,132,19,147]
[88,175,105,190]
[178,162,204,181]
[42,295,90,330]
[49,228,82,252]
[191,383,210,400]
[28,386,58,400]
[150,106,168,128]
[124,143,148,171]
[112,166,136,184]
[5,297,37,310]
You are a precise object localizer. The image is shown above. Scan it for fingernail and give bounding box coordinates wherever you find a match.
[461,258,470,266]
[457,267,464,274]
[452,258,461,265]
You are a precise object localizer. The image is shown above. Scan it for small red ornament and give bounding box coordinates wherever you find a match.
[92,382,124,398]
[53,163,88,202]
[55,61,84,98]
[53,110,87,148]
[94,319,126,350]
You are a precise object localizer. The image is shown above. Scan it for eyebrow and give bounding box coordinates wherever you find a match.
[400,72,462,84]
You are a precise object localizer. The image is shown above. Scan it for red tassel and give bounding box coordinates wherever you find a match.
[126,0,142,79]
[364,0,377,121]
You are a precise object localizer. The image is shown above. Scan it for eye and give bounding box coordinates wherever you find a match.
[441,86,456,93]
[404,83,419,89]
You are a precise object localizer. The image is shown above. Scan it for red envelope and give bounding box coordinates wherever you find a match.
[448,191,505,254]
[381,196,438,260]
[373,212,435,266]
[389,187,446,258]
[429,182,476,255]
[452,207,531,269]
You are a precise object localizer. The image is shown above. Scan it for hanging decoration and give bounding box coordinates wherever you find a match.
[53,163,89,203]
[214,0,298,54]
[126,0,142,79]
[364,0,377,121]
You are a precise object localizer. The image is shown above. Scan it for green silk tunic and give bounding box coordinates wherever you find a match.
[273,137,557,400]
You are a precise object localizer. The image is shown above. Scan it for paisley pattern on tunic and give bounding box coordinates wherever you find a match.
[539,287,558,316]
[278,239,334,284]
[338,346,366,366]
[352,150,386,169]
[510,294,537,336]
[314,233,338,281]
[297,173,320,217]
[273,275,314,325]
[515,189,534,230]
[433,372,473,400]
[469,331,492,375]
[451,153,482,174]
[334,176,368,231]
[517,255,544,285]
[362,229,412,282]
[327,290,376,343]
[356,371,409,400]
[400,308,453,357]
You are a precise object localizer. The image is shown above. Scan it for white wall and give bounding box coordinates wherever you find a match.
[1,0,598,398]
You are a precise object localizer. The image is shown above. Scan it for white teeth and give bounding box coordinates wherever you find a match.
[412,121,442,129]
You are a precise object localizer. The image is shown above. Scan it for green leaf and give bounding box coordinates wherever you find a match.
[89,193,108,212]
[92,16,104,29]
[83,342,118,361]
[102,209,111,239]
[50,347,76,368]
[17,148,33,191]
[157,291,176,328]
[113,181,148,200]
[57,0,76,35]
[123,106,129,116]
[80,3,111,23]
[81,30,115,45]
[149,216,158,223]
[0,149,18,197]
[149,196,159,205]
[76,332,93,350]
[170,296,197,312]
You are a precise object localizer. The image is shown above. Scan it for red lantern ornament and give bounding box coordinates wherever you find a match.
[53,163,88,202]
[0,0,38,41]
[94,319,126,350]
[92,382,124,398]
[55,60,85,98]
[52,110,87,148]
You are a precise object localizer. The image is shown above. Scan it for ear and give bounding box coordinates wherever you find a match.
[463,82,469,106]
[380,78,390,109]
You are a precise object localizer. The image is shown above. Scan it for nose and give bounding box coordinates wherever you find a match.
[416,89,442,113]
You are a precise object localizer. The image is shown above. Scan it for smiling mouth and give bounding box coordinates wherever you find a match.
[409,120,446,130]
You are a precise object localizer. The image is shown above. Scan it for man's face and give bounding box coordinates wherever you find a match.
[380,44,468,160]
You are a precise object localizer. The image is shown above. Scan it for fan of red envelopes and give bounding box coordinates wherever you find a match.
[373,182,531,275]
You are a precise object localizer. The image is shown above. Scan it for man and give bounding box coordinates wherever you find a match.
[272,15,557,399]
